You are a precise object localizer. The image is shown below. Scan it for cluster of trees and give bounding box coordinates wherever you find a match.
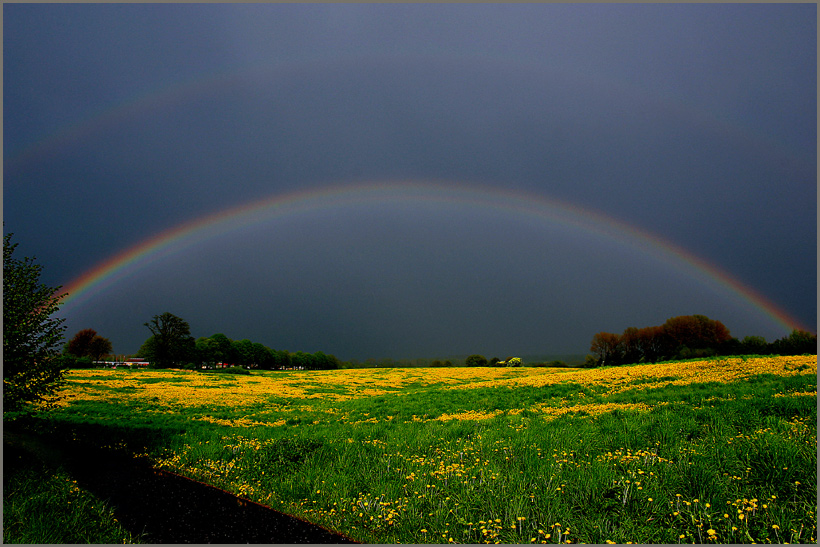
[722,330,818,358]
[193,333,342,370]
[136,312,342,370]
[60,328,113,367]
[589,314,817,366]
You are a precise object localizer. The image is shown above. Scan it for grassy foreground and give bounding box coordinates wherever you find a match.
[3,449,144,544]
[8,355,817,544]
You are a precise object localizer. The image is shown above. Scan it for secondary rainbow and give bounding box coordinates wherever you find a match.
[7,52,803,175]
[58,180,805,335]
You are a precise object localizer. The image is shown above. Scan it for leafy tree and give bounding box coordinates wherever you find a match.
[209,333,235,365]
[142,312,195,368]
[620,327,643,365]
[718,337,743,356]
[66,328,97,357]
[740,335,769,355]
[290,351,310,369]
[274,349,292,370]
[232,338,255,367]
[327,353,342,370]
[637,325,666,363]
[137,335,159,362]
[252,342,274,369]
[88,335,113,361]
[617,325,666,363]
[590,332,622,366]
[662,315,731,357]
[313,351,341,370]
[3,232,67,412]
[772,329,817,355]
[661,315,699,352]
[465,354,488,367]
[195,337,218,367]
[66,328,112,362]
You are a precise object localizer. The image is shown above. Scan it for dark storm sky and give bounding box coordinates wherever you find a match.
[4,4,816,360]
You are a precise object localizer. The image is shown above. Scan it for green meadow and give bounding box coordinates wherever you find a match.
[4,355,817,544]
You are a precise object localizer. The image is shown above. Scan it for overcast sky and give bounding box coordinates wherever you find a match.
[4,4,816,360]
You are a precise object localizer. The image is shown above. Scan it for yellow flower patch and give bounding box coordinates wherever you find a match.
[57,356,816,421]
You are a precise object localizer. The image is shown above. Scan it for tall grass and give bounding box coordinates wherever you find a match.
[13,356,817,543]
[3,448,144,544]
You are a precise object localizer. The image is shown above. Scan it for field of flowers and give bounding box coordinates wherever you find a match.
[42,356,817,543]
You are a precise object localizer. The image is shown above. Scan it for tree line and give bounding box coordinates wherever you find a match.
[192,333,342,371]
[62,311,818,373]
[65,311,532,371]
[132,312,342,370]
[588,314,817,366]
[7,229,815,420]
[342,356,530,368]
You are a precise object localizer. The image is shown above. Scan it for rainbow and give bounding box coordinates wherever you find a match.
[58,180,806,335]
[6,52,805,175]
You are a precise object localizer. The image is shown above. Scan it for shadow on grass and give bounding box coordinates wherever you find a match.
[4,417,358,544]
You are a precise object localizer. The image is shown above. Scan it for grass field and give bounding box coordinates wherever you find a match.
[5,355,817,544]
[3,446,144,544]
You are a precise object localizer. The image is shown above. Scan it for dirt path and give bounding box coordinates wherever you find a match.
[4,427,358,544]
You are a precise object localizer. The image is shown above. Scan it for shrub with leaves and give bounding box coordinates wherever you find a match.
[3,232,67,413]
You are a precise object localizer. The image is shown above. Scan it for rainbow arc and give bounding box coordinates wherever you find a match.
[58,180,805,335]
